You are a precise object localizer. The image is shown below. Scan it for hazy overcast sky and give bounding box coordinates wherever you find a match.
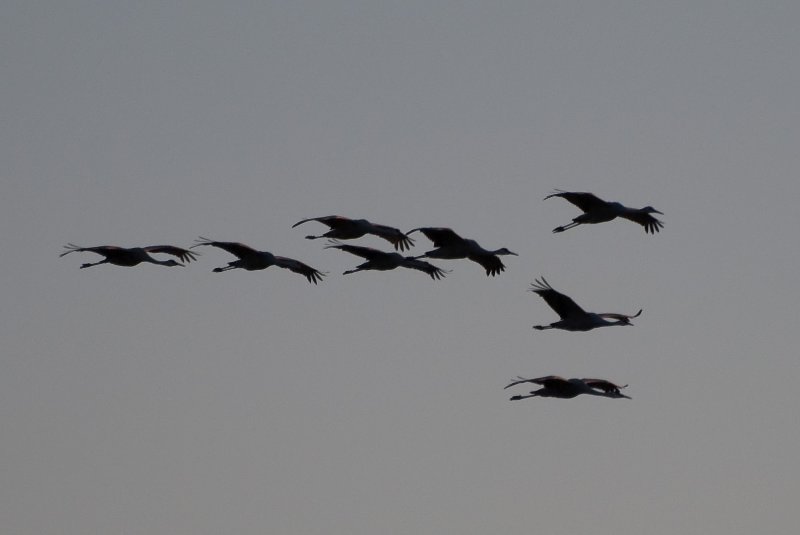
[2,1,800,534]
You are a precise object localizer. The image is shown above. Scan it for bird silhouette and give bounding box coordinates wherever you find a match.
[505,375,631,400]
[292,215,414,251]
[530,278,642,331]
[192,237,325,284]
[60,244,199,268]
[405,227,517,276]
[325,241,448,280]
[545,190,664,234]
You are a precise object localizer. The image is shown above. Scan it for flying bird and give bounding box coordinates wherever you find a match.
[192,237,325,284]
[60,244,199,268]
[530,277,642,331]
[405,227,517,276]
[505,375,631,400]
[324,241,448,280]
[545,190,664,234]
[292,215,414,251]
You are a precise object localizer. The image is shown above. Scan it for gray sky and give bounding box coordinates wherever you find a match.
[2,1,800,534]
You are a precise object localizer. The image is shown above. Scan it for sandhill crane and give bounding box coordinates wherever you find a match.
[505,375,631,400]
[545,190,664,234]
[60,244,199,268]
[292,215,414,251]
[405,227,517,276]
[530,278,642,331]
[324,241,448,280]
[192,237,325,284]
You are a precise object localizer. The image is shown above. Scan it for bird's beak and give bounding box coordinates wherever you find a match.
[653,209,664,215]
[509,251,519,256]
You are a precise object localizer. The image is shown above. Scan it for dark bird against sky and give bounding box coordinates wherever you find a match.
[505,375,631,400]
[405,227,517,276]
[545,190,664,234]
[292,215,414,251]
[60,244,199,268]
[325,241,448,280]
[530,277,642,331]
[192,237,326,284]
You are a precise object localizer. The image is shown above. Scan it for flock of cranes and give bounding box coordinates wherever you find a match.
[61,190,664,403]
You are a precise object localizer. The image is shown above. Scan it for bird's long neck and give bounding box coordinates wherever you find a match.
[585,387,627,399]
[595,314,627,326]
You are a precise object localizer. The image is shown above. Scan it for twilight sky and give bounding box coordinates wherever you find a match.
[2,1,800,534]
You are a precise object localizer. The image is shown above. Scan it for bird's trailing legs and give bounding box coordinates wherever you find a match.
[552,222,580,233]
[509,393,539,401]
[80,261,108,269]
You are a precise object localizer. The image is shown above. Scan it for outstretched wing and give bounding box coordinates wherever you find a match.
[324,241,387,261]
[406,227,464,247]
[504,375,567,390]
[273,256,326,284]
[619,212,664,234]
[529,278,586,319]
[192,237,259,260]
[400,257,449,280]
[143,245,200,263]
[367,223,415,251]
[60,244,123,257]
[544,190,608,213]
[468,253,506,277]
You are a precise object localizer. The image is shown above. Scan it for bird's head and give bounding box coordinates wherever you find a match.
[163,260,183,267]
[643,206,664,215]
[496,247,518,256]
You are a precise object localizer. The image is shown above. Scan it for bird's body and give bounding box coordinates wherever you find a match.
[292,215,414,251]
[60,244,198,268]
[406,227,517,276]
[325,241,448,280]
[545,190,664,234]
[505,375,631,400]
[193,238,325,284]
[530,278,641,331]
